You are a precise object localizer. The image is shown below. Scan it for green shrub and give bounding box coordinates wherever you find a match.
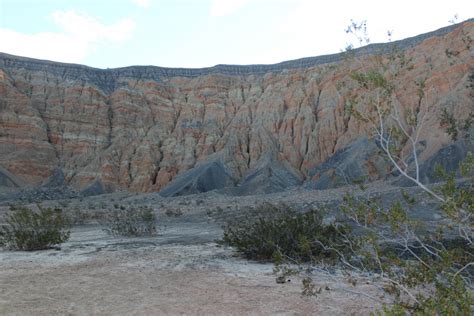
[0,205,70,251]
[221,203,351,262]
[103,206,157,237]
[66,206,108,225]
[164,208,183,217]
[338,20,474,314]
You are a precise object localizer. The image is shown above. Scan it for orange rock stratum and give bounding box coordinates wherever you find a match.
[0,20,472,195]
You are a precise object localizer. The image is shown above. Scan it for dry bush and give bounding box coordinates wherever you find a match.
[102,206,157,237]
[221,203,351,263]
[0,204,70,251]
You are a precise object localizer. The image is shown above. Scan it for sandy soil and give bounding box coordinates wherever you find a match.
[0,214,387,315]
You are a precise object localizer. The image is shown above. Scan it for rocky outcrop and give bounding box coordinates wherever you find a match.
[0,20,472,196]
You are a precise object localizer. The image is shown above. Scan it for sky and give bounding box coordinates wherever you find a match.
[0,0,472,69]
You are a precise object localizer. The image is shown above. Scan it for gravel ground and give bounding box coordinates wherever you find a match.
[1,181,444,315]
[0,220,388,315]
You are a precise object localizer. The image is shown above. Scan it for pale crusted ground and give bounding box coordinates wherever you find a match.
[0,226,387,315]
[2,182,428,315]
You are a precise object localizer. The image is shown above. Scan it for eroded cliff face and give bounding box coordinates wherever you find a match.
[0,21,472,194]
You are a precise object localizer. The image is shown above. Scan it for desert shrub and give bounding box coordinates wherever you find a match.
[340,187,473,314]
[206,206,225,222]
[66,206,108,225]
[0,204,70,251]
[330,20,474,314]
[103,206,157,237]
[221,203,351,262]
[57,200,70,208]
[164,208,183,217]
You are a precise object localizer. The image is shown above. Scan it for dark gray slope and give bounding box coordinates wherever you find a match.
[306,138,388,189]
[81,180,107,197]
[159,154,303,197]
[223,155,303,196]
[0,168,78,203]
[0,166,24,188]
[159,160,235,197]
[396,137,474,186]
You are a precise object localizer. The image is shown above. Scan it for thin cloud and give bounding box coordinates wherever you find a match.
[0,10,135,63]
[131,0,151,9]
[276,0,470,62]
[210,0,250,17]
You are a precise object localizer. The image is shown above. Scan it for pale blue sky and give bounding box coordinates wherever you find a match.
[0,0,472,68]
